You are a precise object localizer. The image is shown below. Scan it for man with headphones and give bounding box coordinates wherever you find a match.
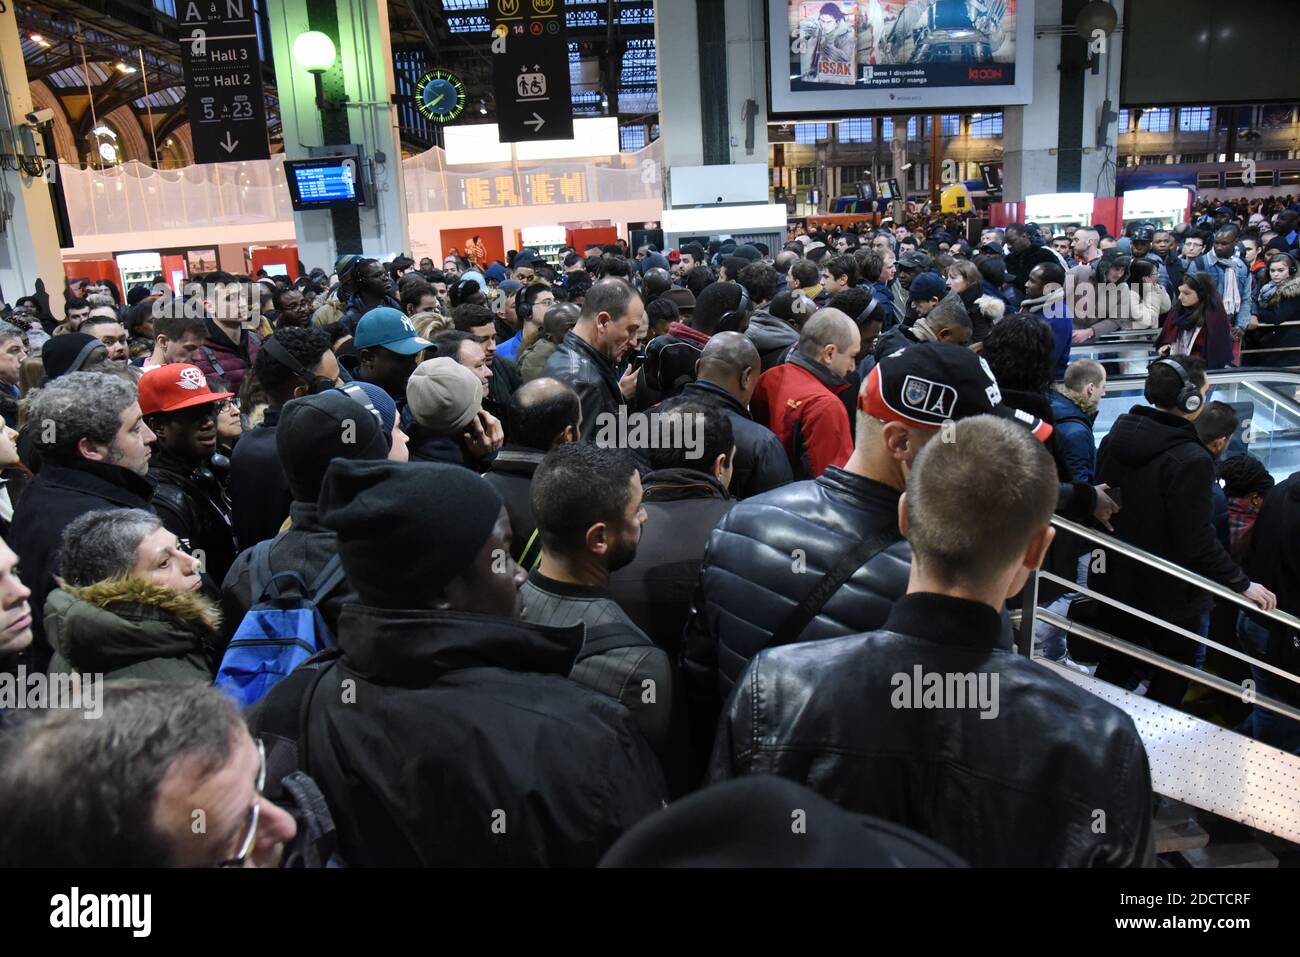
[497,282,555,363]
[229,327,342,549]
[1089,355,1276,709]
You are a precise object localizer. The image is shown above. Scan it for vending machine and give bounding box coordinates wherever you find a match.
[1121,188,1192,231]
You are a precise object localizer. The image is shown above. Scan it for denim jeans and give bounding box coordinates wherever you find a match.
[1033,554,1089,660]
[1236,612,1300,754]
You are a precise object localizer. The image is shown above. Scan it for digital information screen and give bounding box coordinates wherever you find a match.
[285,159,365,211]
[768,0,1035,115]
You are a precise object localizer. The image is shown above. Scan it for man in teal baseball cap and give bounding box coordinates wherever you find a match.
[354,306,432,412]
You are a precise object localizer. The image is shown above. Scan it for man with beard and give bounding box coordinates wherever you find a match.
[519,443,672,757]
[138,364,238,587]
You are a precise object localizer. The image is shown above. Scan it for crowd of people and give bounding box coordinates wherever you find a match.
[1,196,1300,868]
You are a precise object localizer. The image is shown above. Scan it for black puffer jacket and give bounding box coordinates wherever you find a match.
[683,466,911,698]
[1091,405,1250,619]
[251,604,667,866]
[675,380,792,499]
[543,330,624,442]
[709,592,1154,868]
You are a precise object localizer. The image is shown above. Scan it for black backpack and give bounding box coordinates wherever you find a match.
[245,649,344,868]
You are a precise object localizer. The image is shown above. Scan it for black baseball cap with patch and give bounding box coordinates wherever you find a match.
[859,341,1053,442]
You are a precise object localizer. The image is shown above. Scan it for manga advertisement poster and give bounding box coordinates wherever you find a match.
[774,0,1032,112]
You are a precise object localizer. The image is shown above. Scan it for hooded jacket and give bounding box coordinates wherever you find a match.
[1090,405,1250,619]
[45,577,217,683]
[543,329,625,442]
[743,308,799,371]
[751,352,854,480]
[249,605,667,866]
[1249,274,1300,367]
[708,592,1154,868]
[1049,387,1097,484]
[676,380,792,498]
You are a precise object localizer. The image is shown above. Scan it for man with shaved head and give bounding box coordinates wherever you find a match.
[684,343,1055,777]
[641,267,673,303]
[677,332,792,498]
[483,376,581,568]
[750,308,859,479]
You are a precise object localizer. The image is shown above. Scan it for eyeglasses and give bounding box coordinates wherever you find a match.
[217,739,266,868]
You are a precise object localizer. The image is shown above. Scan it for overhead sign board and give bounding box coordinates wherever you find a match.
[179,0,271,164]
[489,0,574,143]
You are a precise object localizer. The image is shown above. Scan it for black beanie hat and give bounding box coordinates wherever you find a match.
[276,391,389,502]
[598,776,967,867]
[41,333,102,380]
[317,458,504,608]
[126,284,152,307]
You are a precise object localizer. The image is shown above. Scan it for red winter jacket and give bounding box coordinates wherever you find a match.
[751,355,853,480]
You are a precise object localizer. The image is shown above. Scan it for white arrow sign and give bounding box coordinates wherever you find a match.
[220,132,239,153]
[524,112,545,133]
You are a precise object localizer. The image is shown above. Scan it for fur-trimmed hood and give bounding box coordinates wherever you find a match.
[1273,274,1300,302]
[44,577,220,677]
[974,294,1007,323]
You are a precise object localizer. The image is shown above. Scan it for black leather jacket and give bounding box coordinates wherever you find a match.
[676,380,793,499]
[543,330,624,443]
[149,449,237,587]
[709,592,1155,868]
[683,466,912,697]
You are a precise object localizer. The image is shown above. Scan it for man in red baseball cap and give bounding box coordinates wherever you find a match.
[138,364,238,585]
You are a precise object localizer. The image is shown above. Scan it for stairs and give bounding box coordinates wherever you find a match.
[1155,798,1282,867]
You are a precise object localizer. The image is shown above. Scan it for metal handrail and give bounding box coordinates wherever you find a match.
[1049,514,1300,634]
[1036,607,1300,723]
[1103,368,1300,388]
[1020,515,1300,708]
[1095,329,1161,343]
[1038,568,1300,687]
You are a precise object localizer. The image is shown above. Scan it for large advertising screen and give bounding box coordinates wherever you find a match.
[768,0,1035,116]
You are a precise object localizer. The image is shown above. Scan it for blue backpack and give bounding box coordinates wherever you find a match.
[214,541,346,709]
